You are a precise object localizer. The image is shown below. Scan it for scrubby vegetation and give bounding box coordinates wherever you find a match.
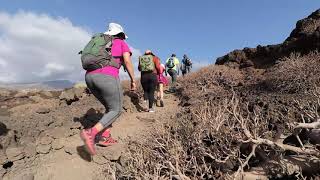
[118,8,320,178]
[119,51,320,179]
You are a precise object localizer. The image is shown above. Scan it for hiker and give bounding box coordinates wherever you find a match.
[138,50,161,112]
[181,54,192,77]
[80,23,136,155]
[156,64,168,107]
[165,54,180,92]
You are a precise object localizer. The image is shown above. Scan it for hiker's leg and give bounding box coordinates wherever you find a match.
[147,74,157,109]
[159,83,164,100]
[156,85,160,99]
[168,70,175,91]
[172,70,177,84]
[91,74,123,129]
[141,74,148,100]
[85,74,106,106]
[141,74,150,110]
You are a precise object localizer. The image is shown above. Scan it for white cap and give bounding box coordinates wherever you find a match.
[104,22,128,39]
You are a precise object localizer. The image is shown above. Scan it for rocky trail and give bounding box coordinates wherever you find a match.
[0,87,179,180]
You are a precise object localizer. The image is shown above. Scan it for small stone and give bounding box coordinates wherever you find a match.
[64,146,75,155]
[92,155,108,165]
[6,147,25,161]
[0,169,6,179]
[52,139,64,150]
[14,91,28,98]
[19,137,36,146]
[115,163,124,173]
[9,173,35,180]
[40,91,53,98]
[49,127,68,139]
[38,136,53,145]
[13,158,25,167]
[23,145,37,158]
[71,122,81,129]
[98,144,125,161]
[119,155,129,167]
[1,105,8,109]
[36,107,50,114]
[0,151,7,165]
[29,95,43,103]
[36,144,51,154]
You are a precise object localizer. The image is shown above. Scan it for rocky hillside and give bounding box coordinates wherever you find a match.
[216,9,320,69]
[117,9,320,179]
[0,84,180,180]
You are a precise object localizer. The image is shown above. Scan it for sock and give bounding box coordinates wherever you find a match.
[90,127,99,138]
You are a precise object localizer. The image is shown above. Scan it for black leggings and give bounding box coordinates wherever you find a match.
[141,73,158,108]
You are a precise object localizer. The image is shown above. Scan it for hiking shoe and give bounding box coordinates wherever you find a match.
[80,129,96,155]
[156,99,161,107]
[149,108,155,113]
[95,129,111,143]
[97,136,118,147]
[160,100,164,107]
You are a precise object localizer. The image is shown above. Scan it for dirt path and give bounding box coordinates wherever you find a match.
[2,92,179,180]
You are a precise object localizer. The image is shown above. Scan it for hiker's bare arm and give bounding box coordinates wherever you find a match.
[138,60,141,71]
[155,56,161,74]
[123,52,136,90]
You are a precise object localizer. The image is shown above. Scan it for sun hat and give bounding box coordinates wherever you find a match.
[145,49,155,56]
[104,23,128,39]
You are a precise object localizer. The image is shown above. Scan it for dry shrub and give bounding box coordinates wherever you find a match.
[118,51,320,179]
[264,51,320,94]
[119,88,320,179]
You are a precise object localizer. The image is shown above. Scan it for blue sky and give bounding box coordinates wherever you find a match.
[2,0,319,63]
[0,1,319,83]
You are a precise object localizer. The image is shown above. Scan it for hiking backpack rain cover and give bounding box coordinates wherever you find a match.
[80,33,120,71]
[139,55,155,72]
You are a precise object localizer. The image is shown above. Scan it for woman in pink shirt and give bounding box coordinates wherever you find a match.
[156,64,168,107]
[80,23,136,155]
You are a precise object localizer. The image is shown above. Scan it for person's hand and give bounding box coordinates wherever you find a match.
[130,81,136,91]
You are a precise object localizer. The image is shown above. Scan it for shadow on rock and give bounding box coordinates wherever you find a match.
[0,121,8,136]
[76,145,92,162]
[73,108,103,129]
[123,90,145,112]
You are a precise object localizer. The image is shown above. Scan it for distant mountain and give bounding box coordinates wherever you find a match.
[41,80,75,90]
[0,80,74,90]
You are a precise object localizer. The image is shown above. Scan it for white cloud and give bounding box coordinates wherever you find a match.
[0,12,83,83]
[0,11,143,84]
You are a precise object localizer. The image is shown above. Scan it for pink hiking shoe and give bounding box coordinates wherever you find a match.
[80,129,96,155]
[97,135,118,147]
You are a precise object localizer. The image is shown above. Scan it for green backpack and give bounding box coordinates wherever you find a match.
[139,55,155,72]
[80,33,121,71]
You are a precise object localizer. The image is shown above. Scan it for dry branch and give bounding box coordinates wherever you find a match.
[293,120,320,129]
[250,138,320,156]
